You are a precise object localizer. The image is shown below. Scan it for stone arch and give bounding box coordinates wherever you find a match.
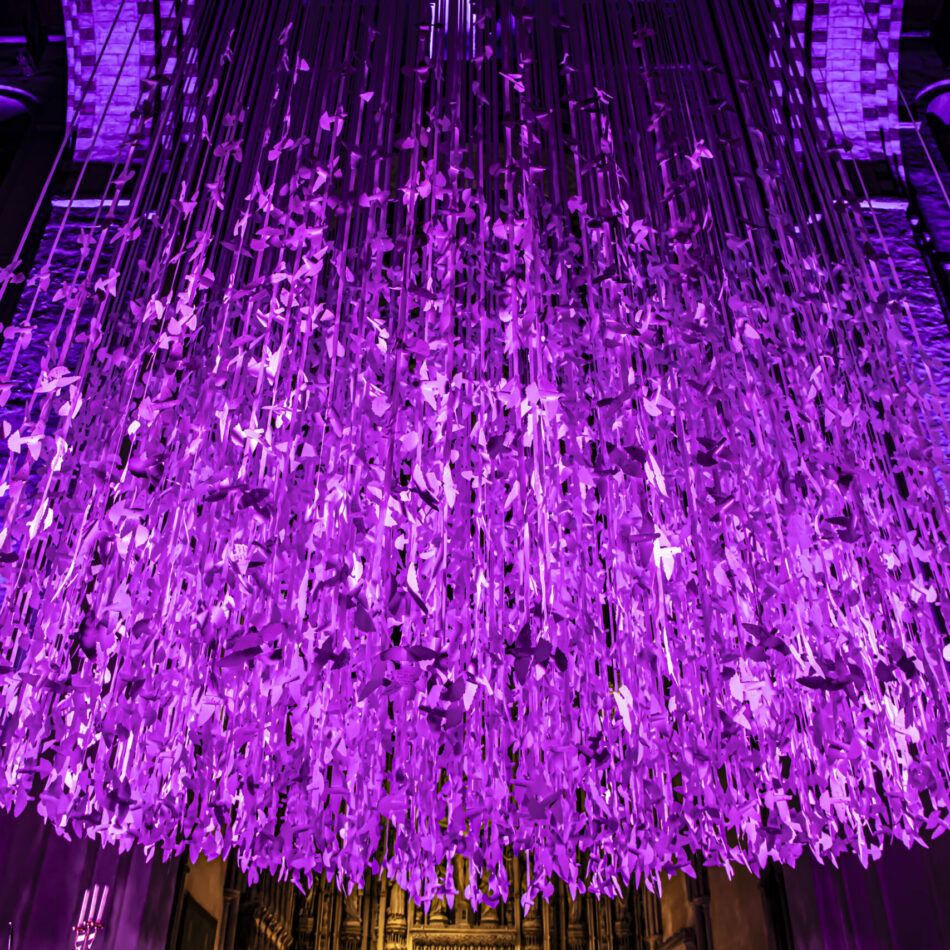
[59,1,908,166]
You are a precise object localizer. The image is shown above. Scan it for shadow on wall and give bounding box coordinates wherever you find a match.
[0,2,67,325]
[0,94,31,184]
[935,2,949,61]
[0,805,180,950]
[785,834,950,949]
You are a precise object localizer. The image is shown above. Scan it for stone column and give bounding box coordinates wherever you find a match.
[340,886,363,950]
[383,881,408,950]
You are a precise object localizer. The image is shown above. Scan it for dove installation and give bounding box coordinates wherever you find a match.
[0,0,947,913]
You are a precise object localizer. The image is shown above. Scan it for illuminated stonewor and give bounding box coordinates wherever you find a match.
[0,0,947,910]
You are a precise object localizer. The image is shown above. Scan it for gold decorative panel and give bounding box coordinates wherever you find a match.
[292,857,651,950]
[228,854,780,950]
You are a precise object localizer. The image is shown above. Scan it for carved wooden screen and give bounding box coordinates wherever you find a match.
[293,860,671,950]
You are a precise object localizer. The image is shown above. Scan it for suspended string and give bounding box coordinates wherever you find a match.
[779,8,950,487]
[797,0,950,472]
[0,6,159,633]
[0,5,207,624]
[0,0,134,302]
[0,0,947,908]
[852,0,950,217]
[10,8,147,345]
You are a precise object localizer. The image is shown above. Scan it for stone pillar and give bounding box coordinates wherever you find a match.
[639,889,663,950]
[314,878,338,950]
[340,885,363,950]
[563,887,586,950]
[684,862,712,950]
[218,856,242,950]
[383,881,408,950]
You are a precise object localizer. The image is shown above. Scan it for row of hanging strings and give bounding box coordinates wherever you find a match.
[0,0,946,902]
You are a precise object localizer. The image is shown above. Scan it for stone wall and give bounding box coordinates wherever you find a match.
[62,0,193,162]
[790,0,905,163]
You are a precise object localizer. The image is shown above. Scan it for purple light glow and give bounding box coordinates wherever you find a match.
[0,0,948,909]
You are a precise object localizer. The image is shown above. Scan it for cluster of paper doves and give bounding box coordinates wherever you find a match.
[0,0,947,909]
